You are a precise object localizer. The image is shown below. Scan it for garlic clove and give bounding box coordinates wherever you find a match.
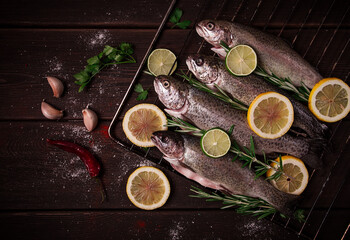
[47,76,64,98]
[82,106,98,132]
[41,100,64,120]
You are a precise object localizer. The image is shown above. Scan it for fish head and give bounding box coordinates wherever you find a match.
[154,75,189,112]
[196,20,236,49]
[151,131,185,164]
[186,54,220,85]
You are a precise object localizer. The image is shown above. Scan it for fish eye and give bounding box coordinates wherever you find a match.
[195,57,204,66]
[163,80,170,88]
[207,22,215,30]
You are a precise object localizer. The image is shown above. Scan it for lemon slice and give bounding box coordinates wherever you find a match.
[308,78,350,122]
[200,128,231,158]
[266,156,309,195]
[147,48,177,76]
[122,104,167,147]
[126,166,170,210]
[225,45,257,76]
[247,92,294,139]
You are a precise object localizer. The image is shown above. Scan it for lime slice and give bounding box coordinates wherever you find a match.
[147,48,177,76]
[201,128,231,158]
[225,45,257,76]
[126,166,170,210]
[308,78,350,122]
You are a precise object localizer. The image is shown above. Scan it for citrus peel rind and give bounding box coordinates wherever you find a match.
[247,92,294,139]
[266,156,309,195]
[122,104,167,147]
[308,78,350,122]
[126,166,170,210]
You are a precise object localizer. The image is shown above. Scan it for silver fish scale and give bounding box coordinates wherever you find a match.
[210,57,328,139]
[182,134,296,215]
[184,85,310,158]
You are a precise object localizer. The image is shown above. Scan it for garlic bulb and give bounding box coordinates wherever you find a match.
[82,106,98,132]
[41,100,64,120]
[47,76,64,98]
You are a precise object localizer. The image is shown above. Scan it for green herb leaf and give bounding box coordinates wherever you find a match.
[120,42,134,55]
[73,71,89,83]
[103,45,115,55]
[169,8,191,29]
[87,56,101,65]
[136,90,148,101]
[134,83,144,93]
[74,44,136,92]
[176,20,191,29]
[169,7,182,23]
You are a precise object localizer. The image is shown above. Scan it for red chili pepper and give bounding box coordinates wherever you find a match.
[47,139,106,202]
[47,139,100,177]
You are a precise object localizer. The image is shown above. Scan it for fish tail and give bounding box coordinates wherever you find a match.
[278,194,301,218]
[265,187,300,217]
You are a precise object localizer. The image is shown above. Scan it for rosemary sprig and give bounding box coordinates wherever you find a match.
[177,71,249,111]
[219,41,310,102]
[254,67,310,102]
[167,116,285,181]
[190,186,305,222]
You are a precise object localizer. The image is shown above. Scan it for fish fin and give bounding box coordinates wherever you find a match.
[171,163,223,190]
[164,109,185,120]
[211,47,227,59]
[302,138,328,169]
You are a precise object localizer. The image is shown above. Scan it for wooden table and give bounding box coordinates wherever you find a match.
[0,0,349,239]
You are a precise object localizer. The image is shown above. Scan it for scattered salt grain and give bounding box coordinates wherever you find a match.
[169,221,185,240]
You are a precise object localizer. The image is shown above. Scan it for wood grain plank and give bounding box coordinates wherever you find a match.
[0,121,348,211]
[0,28,349,120]
[1,0,348,28]
[0,210,311,240]
[0,121,227,210]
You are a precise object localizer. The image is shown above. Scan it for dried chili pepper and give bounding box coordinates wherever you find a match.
[47,139,106,202]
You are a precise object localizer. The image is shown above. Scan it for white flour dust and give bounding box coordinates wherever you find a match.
[45,56,63,72]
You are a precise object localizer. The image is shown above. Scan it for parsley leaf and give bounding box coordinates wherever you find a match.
[176,20,191,29]
[134,83,148,101]
[136,90,148,101]
[169,7,191,29]
[134,83,144,93]
[74,43,136,92]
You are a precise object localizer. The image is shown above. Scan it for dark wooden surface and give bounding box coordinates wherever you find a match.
[0,0,349,239]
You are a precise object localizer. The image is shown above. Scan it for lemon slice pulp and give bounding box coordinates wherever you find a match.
[122,104,167,147]
[147,48,177,76]
[200,128,231,158]
[225,45,257,76]
[126,166,170,210]
[266,156,309,195]
[247,92,294,139]
[308,78,350,122]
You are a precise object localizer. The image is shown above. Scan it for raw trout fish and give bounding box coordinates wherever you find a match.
[186,54,329,139]
[196,20,322,89]
[151,131,298,216]
[154,75,323,169]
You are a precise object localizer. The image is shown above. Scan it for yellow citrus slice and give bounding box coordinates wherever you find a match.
[122,104,167,147]
[308,78,350,122]
[147,48,177,76]
[126,166,170,210]
[266,156,309,195]
[225,45,257,76]
[247,92,294,139]
[200,128,231,158]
